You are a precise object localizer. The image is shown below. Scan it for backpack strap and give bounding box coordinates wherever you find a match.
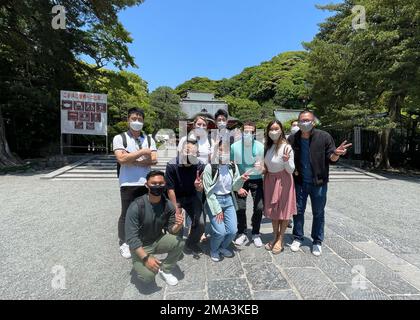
[145,134,151,148]
[135,195,146,227]
[117,132,128,178]
[121,132,128,148]
[229,162,236,175]
[211,162,236,180]
[211,164,219,180]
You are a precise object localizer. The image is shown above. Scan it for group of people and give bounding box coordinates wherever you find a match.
[113,107,352,286]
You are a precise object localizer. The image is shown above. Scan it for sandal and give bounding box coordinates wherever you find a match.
[265,242,274,251]
[272,240,284,255]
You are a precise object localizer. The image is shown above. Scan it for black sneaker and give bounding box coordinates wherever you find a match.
[185,243,203,255]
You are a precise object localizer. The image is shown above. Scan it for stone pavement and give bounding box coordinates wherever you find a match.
[120,177,420,300]
[120,211,420,300]
[1,166,420,300]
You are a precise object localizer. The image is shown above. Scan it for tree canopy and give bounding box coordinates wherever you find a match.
[304,0,420,168]
[0,0,144,164]
[1,0,418,169]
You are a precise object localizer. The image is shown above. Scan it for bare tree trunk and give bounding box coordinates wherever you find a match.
[374,129,391,169]
[408,119,418,166]
[0,106,21,167]
[374,94,403,169]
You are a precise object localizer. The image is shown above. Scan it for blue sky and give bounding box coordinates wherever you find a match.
[108,0,340,91]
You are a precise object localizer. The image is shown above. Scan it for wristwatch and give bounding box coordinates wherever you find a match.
[142,254,150,263]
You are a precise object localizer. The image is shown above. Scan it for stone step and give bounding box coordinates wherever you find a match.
[57,174,119,178]
[82,162,117,165]
[329,179,376,182]
[88,160,117,164]
[330,172,368,175]
[67,170,116,174]
[330,174,375,180]
[94,156,116,160]
[77,166,117,170]
[53,178,118,181]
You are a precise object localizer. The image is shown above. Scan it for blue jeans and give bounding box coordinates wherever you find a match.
[206,194,238,254]
[293,183,328,245]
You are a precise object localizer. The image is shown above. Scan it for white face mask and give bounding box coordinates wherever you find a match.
[269,130,281,141]
[217,121,227,129]
[298,121,314,133]
[291,126,300,135]
[130,121,143,132]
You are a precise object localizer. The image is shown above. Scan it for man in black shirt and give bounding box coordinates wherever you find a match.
[165,140,205,256]
[287,110,352,257]
[125,171,185,286]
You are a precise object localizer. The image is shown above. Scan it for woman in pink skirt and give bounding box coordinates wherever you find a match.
[263,120,297,254]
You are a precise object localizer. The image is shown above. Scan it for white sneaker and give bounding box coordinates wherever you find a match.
[119,243,131,259]
[158,270,178,286]
[219,248,234,258]
[252,235,263,248]
[234,234,248,246]
[290,240,301,252]
[312,244,322,257]
[210,251,221,262]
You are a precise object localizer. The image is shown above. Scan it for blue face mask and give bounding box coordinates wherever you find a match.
[195,127,206,136]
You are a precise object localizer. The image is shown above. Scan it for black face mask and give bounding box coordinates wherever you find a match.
[148,185,166,197]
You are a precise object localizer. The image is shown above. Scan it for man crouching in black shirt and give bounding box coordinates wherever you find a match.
[125,170,185,286]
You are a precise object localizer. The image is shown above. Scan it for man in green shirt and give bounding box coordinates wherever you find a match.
[230,121,265,248]
[125,170,185,286]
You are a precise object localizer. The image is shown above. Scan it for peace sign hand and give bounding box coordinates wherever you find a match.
[282,147,292,162]
[194,170,204,191]
[335,140,353,156]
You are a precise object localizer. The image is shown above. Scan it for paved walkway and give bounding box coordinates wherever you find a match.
[1,165,420,300]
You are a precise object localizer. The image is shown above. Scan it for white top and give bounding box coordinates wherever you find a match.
[213,165,232,195]
[113,132,157,187]
[178,133,213,165]
[264,144,295,174]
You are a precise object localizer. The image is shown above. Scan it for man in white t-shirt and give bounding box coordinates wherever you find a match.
[113,107,158,259]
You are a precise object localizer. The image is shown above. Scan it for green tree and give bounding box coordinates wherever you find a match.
[225,96,262,123]
[175,77,220,98]
[175,51,310,122]
[0,0,144,166]
[150,87,185,132]
[85,68,153,139]
[305,0,420,168]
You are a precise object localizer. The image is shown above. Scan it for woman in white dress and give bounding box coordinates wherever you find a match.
[263,120,297,254]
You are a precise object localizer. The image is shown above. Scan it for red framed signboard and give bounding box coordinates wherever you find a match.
[60,90,107,136]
